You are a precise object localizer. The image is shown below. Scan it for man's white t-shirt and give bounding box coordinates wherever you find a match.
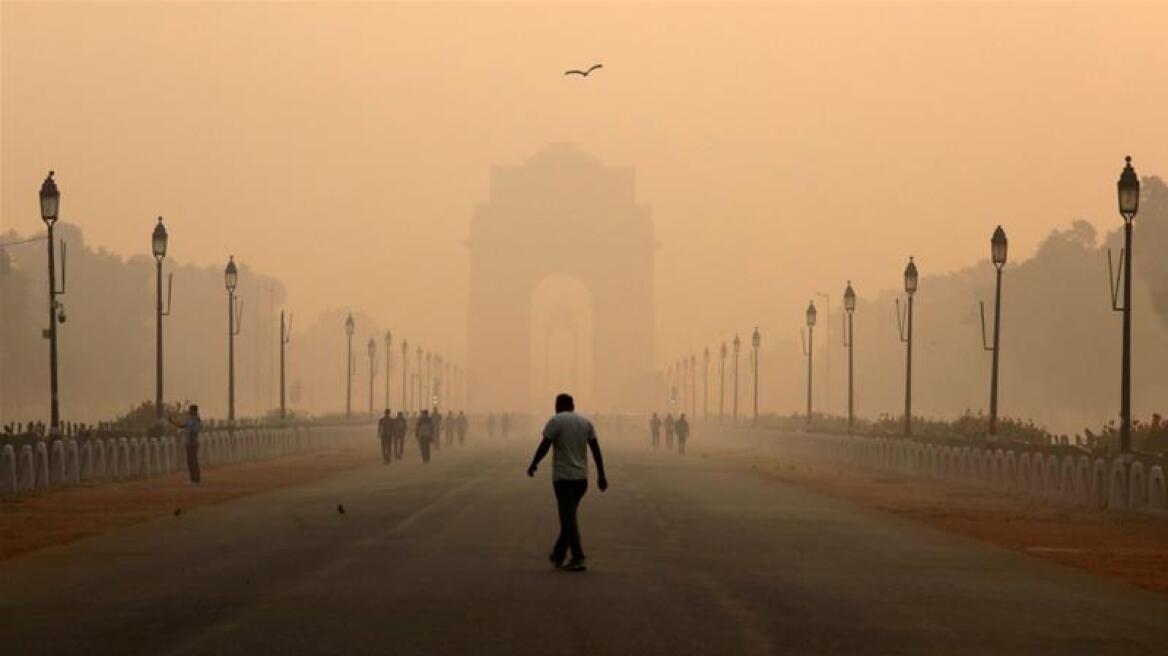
[542,411,597,481]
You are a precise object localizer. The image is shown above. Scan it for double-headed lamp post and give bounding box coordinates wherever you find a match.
[732,334,741,423]
[751,327,760,425]
[1113,156,1141,454]
[803,302,817,426]
[152,217,172,429]
[225,257,240,424]
[897,257,919,437]
[367,337,377,417]
[344,313,355,419]
[843,281,856,433]
[39,172,65,435]
[980,227,1008,436]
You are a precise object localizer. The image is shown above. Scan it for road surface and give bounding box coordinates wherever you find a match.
[3,430,1167,655]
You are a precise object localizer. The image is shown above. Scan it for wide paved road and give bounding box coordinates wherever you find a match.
[3,431,1168,655]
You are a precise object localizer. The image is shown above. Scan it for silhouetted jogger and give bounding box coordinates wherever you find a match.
[527,393,608,572]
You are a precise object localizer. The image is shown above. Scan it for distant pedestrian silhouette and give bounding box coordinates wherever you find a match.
[416,410,435,463]
[169,404,203,484]
[527,393,608,572]
[456,411,468,445]
[649,412,661,448]
[378,409,394,464]
[664,413,675,449]
[676,413,690,455]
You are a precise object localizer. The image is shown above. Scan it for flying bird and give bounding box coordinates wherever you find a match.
[565,64,603,77]
[337,504,346,515]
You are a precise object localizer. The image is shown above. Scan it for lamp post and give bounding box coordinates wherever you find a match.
[979,227,1008,436]
[843,281,856,433]
[815,292,832,415]
[751,328,760,425]
[897,257,918,437]
[384,331,393,411]
[425,351,432,409]
[690,354,697,417]
[1109,156,1141,454]
[225,257,241,424]
[39,172,66,435]
[151,217,172,429]
[280,310,292,420]
[719,341,727,423]
[416,346,423,412]
[344,313,355,419]
[703,347,710,421]
[732,334,741,423]
[802,302,817,426]
[367,338,377,417]
[401,339,409,410]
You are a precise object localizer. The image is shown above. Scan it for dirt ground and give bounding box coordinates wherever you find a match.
[0,443,377,561]
[722,450,1168,595]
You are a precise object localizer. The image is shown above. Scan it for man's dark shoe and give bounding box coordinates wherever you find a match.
[549,554,565,569]
[563,558,587,572]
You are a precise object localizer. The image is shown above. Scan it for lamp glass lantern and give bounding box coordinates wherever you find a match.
[1118,156,1140,221]
[367,337,376,357]
[39,171,60,225]
[733,334,740,353]
[904,257,919,295]
[991,226,1007,267]
[384,330,392,349]
[224,257,238,292]
[806,302,817,327]
[152,217,168,259]
[843,281,856,313]
[345,313,355,336]
[751,327,760,349]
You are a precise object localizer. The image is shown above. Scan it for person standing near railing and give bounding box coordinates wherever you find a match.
[168,404,203,484]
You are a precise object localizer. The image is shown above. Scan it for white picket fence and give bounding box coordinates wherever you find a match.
[759,431,1168,515]
[0,424,363,498]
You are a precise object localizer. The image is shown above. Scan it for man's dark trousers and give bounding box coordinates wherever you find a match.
[186,442,201,483]
[552,479,588,562]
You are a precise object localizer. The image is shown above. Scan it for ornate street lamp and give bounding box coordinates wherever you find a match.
[401,339,409,410]
[732,334,741,423]
[980,227,1008,435]
[152,217,173,428]
[345,313,355,419]
[1109,156,1140,453]
[702,346,710,421]
[897,257,918,437]
[39,171,66,434]
[225,256,242,424]
[719,341,727,423]
[384,331,393,411]
[280,310,292,420]
[367,337,377,417]
[751,327,761,425]
[803,302,817,426]
[843,281,856,432]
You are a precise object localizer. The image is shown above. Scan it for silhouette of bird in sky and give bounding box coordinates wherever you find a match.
[564,64,603,77]
[337,504,346,515]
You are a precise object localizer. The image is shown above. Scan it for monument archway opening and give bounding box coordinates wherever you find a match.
[529,275,594,411]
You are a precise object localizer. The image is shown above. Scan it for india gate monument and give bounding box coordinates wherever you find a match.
[467,143,655,413]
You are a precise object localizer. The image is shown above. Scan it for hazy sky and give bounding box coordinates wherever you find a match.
[3,2,1167,367]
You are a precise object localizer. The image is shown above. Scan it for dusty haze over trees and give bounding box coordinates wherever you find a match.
[3,3,1168,431]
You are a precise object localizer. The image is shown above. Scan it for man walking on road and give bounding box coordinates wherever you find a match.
[378,409,395,464]
[394,411,407,460]
[527,393,608,572]
[664,413,675,450]
[649,412,662,448]
[456,411,468,445]
[675,413,690,455]
[416,409,435,463]
[168,404,203,484]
